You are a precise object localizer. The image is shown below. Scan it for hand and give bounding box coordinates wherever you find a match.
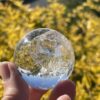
[0,62,75,100]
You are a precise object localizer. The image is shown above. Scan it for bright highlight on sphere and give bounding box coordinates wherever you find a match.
[14,28,75,89]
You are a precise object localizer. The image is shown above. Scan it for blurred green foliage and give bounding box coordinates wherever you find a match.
[0,0,100,100]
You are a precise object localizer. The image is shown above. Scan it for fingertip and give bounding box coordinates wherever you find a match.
[57,95,71,100]
[7,62,22,78]
[8,62,17,70]
[8,62,16,73]
[0,62,10,81]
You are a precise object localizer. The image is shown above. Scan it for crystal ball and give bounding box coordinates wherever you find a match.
[14,28,75,89]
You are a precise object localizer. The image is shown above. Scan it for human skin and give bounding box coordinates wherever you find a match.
[0,62,75,100]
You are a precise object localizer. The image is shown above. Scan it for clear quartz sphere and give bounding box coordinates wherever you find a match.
[14,28,75,89]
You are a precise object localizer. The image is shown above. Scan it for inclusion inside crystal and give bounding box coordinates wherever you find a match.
[14,28,75,89]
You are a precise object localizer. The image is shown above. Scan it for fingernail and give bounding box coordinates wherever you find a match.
[0,62,10,81]
[57,95,71,100]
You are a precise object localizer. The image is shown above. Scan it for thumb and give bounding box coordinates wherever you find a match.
[49,80,75,100]
[0,62,29,100]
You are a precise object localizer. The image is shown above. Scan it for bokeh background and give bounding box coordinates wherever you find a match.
[0,0,100,100]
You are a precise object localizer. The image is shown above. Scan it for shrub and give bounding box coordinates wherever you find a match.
[0,0,100,99]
